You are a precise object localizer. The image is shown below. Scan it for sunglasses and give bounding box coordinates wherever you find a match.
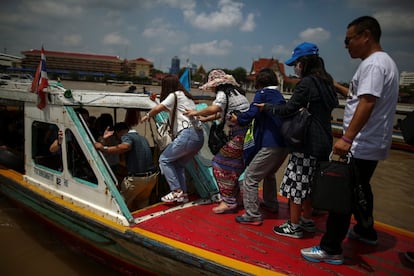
[344,30,363,45]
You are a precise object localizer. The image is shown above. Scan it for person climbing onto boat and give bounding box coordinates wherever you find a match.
[184,69,250,214]
[141,75,204,204]
[256,42,338,238]
[230,68,288,226]
[95,122,157,209]
[301,15,399,265]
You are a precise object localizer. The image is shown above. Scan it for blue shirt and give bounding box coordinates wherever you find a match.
[237,86,286,147]
[121,130,154,174]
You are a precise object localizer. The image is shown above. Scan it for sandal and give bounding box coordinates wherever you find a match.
[161,190,187,203]
[212,201,237,214]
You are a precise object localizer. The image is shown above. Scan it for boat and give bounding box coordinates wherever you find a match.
[1,80,414,275]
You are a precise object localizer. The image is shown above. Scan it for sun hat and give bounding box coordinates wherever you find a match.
[200,69,239,90]
[285,42,319,66]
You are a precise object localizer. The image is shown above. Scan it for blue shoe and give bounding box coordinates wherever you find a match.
[347,228,378,245]
[301,246,344,265]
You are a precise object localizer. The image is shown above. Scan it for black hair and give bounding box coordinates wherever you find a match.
[348,16,381,42]
[255,68,278,89]
[216,83,246,96]
[297,55,333,84]
[113,122,129,133]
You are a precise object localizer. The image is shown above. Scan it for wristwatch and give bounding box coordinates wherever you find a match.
[103,146,109,151]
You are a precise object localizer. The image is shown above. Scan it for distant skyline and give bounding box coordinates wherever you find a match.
[1,0,414,82]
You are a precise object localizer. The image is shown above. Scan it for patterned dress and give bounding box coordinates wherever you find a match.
[211,89,250,206]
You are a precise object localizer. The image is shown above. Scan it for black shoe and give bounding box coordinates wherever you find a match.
[259,202,278,213]
[235,215,263,226]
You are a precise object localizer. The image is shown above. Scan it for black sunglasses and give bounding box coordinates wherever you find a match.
[344,30,363,45]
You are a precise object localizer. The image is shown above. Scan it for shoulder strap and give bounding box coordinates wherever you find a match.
[220,92,229,126]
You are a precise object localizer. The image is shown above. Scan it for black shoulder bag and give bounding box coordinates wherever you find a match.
[208,93,229,155]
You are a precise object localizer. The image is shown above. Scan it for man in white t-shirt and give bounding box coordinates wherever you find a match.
[301,16,399,265]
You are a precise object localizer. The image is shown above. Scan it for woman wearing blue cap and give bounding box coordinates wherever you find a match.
[257,42,338,238]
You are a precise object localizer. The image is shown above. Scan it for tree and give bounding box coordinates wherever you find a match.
[231,67,247,85]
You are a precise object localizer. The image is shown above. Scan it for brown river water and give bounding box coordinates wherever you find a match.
[1,81,413,275]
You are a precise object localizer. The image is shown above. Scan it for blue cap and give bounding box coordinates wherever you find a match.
[285,42,319,66]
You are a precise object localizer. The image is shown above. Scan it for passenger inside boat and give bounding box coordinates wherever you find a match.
[0,106,24,172]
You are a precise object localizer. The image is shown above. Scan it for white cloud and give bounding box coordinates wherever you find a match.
[184,0,245,31]
[183,40,233,56]
[374,11,414,32]
[63,34,82,46]
[271,44,291,60]
[26,1,83,17]
[240,13,255,32]
[299,27,330,43]
[102,32,130,46]
[142,19,183,40]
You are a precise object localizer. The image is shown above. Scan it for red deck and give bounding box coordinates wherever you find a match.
[133,196,414,275]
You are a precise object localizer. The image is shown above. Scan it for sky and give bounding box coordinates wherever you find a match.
[1,0,414,82]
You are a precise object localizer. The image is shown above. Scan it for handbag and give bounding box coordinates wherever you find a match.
[208,92,229,155]
[208,121,228,155]
[243,119,262,166]
[153,93,177,151]
[311,153,354,214]
[281,107,312,147]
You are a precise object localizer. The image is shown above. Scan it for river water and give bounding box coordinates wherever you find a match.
[0,81,413,275]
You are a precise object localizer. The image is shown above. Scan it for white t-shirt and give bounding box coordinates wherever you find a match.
[161,91,200,135]
[343,51,399,160]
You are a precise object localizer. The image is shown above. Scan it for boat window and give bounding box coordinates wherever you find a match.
[0,104,24,172]
[65,129,98,185]
[31,121,63,172]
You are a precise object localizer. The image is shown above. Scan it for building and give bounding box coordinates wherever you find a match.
[169,56,180,75]
[246,58,285,91]
[0,53,22,70]
[400,71,414,86]
[17,49,153,80]
[127,58,153,78]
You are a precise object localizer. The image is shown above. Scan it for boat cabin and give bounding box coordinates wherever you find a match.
[0,85,160,225]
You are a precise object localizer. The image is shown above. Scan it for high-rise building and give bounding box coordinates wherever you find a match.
[169,56,180,75]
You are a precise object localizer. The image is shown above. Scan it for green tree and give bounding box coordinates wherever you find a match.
[231,67,247,85]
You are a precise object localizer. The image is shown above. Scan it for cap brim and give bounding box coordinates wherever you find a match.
[285,56,297,66]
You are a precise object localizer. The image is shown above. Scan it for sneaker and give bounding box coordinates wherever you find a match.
[347,228,378,245]
[235,214,263,226]
[273,221,303,238]
[161,191,186,203]
[404,251,414,264]
[301,246,344,265]
[299,217,317,233]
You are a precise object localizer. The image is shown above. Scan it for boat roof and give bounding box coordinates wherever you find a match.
[0,85,158,110]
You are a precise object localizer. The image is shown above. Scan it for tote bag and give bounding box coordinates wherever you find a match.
[243,119,261,166]
[311,153,354,214]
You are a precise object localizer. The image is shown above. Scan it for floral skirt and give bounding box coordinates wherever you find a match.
[212,126,248,205]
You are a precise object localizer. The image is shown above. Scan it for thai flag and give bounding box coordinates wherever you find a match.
[31,46,49,109]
